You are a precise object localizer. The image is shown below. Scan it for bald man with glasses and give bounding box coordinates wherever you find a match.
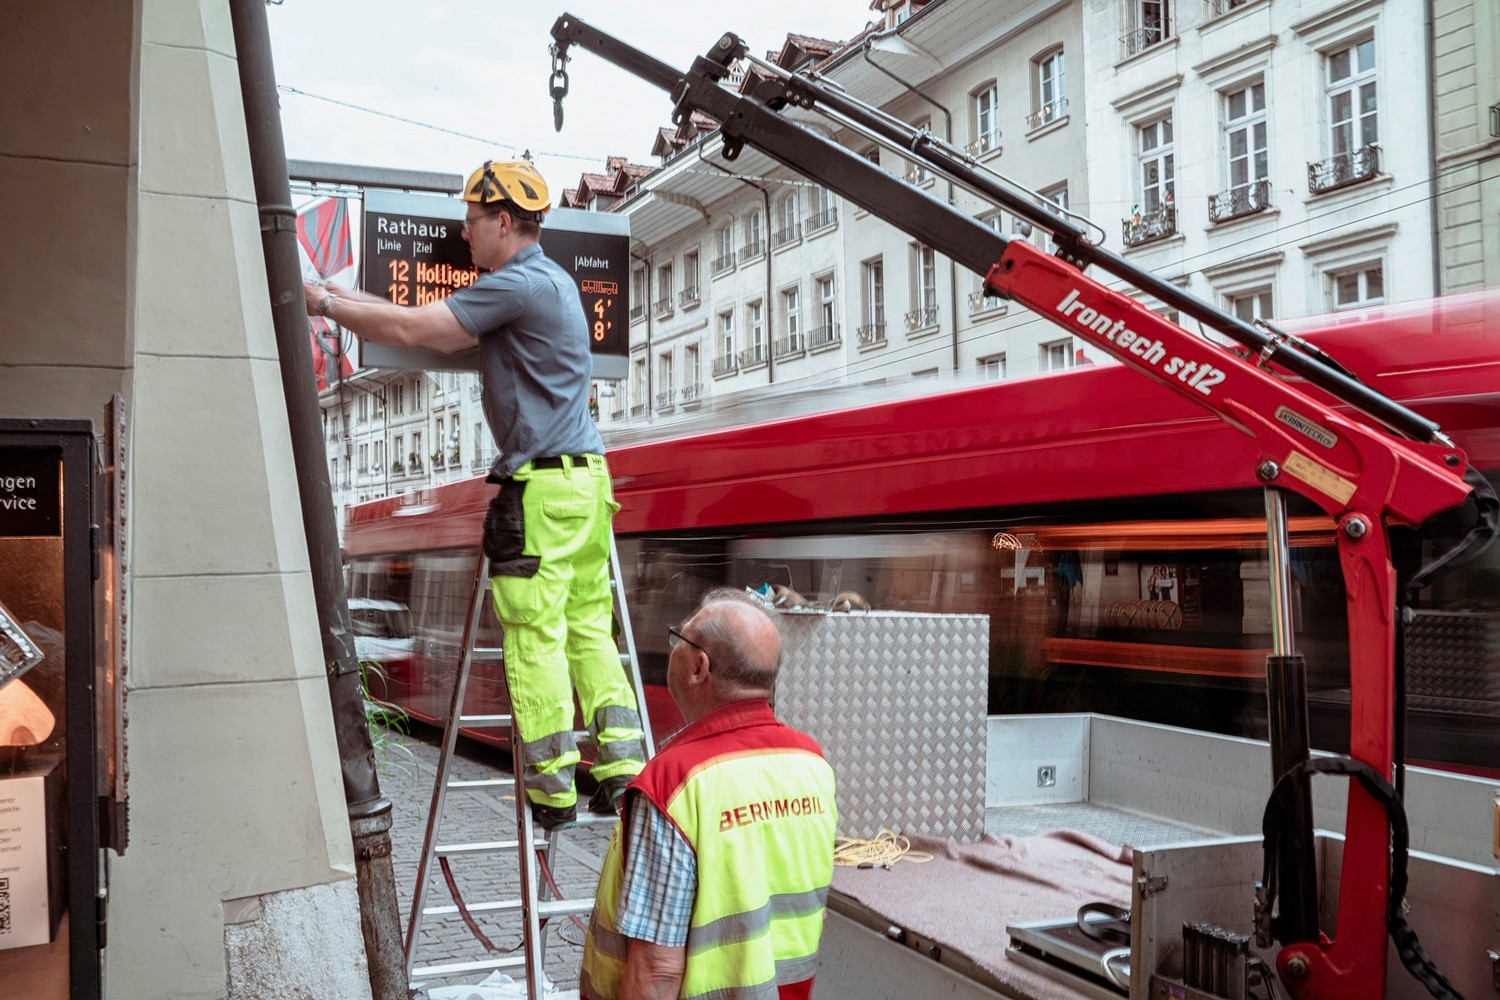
[580,590,838,1000]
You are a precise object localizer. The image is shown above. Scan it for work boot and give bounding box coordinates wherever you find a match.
[588,775,631,816]
[530,801,577,832]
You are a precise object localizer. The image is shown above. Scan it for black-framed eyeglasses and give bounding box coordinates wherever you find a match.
[666,625,706,654]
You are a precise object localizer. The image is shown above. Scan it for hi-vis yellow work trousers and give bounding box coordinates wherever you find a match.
[484,454,644,809]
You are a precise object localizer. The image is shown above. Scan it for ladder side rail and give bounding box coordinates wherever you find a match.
[512,732,550,1000]
[610,530,656,758]
[404,550,496,980]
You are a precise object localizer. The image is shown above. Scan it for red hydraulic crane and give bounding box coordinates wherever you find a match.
[547,15,1496,999]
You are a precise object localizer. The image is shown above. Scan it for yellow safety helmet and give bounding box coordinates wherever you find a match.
[463,159,551,221]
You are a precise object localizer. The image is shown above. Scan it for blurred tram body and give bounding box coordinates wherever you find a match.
[343,292,1500,772]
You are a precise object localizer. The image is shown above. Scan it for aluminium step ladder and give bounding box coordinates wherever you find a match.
[403,532,656,999]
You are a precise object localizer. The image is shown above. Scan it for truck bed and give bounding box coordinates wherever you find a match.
[811,715,1498,1000]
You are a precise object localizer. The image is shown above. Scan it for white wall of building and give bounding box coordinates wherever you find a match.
[1081,0,1435,322]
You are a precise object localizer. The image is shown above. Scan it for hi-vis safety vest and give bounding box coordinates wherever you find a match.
[580,700,837,1000]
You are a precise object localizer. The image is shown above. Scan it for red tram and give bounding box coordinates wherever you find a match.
[343,291,1500,773]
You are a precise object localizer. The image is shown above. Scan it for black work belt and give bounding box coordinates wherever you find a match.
[528,454,597,469]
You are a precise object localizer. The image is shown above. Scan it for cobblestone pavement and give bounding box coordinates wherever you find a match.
[379,723,612,998]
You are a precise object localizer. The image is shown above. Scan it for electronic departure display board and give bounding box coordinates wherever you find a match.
[360,189,630,379]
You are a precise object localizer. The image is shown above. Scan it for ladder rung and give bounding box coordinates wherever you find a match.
[423,897,521,917]
[445,777,515,790]
[472,647,504,662]
[411,955,527,981]
[421,893,593,920]
[457,713,513,727]
[538,897,596,918]
[435,839,520,856]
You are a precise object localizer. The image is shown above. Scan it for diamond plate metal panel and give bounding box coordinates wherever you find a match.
[771,610,988,843]
[1406,610,1500,715]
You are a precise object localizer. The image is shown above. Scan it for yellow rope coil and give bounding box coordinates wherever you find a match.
[833,829,934,868]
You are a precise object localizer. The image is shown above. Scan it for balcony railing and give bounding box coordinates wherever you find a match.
[1204,0,1253,19]
[655,390,675,408]
[857,323,887,347]
[471,456,490,473]
[737,345,767,368]
[629,402,647,417]
[1491,103,1500,138]
[739,240,765,260]
[711,251,736,275]
[966,130,1002,157]
[809,324,840,349]
[969,290,1006,313]
[904,306,940,330]
[1308,144,1380,194]
[679,286,701,307]
[1208,179,1271,224]
[1121,24,1170,59]
[609,408,625,420]
[654,298,674,319]
[712,355,737,377]
[681,382,703,403]
[806,208,837,233]
[1025,97,1069,130]
[772,223,802,248]
[629,302,646,322]
[905,165,933,185]
[1122,204,1177,247]
[774,334,805,360]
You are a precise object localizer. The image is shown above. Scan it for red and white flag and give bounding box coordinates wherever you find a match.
[297,197,353,279]
[296,198,356,390]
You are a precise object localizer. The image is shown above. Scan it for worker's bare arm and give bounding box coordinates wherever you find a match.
[619,938,686,1000]
[303,280,474,355]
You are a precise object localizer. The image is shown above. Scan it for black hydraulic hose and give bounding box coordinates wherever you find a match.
[1261,759,1466,999]
[228,3,406,998]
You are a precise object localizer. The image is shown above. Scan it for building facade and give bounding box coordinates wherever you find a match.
[321,369,491,539]
[608,0,1095,432]
[1433,0,1500,291]
[608,0,1458,433]
[1082,0,1438,323]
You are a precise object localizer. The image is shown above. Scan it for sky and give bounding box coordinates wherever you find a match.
[267,1,871,197]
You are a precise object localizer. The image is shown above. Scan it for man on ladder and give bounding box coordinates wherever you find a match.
[303,157,646,831]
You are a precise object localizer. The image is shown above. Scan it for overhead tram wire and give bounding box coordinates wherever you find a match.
[275,84,610,165]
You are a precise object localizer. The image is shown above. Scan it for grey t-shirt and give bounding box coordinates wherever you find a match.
[445,242,604,480]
